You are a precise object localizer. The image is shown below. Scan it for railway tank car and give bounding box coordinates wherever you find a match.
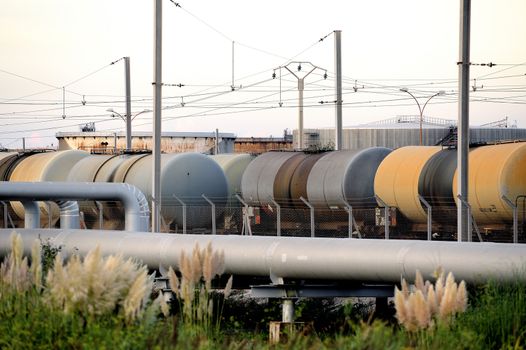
[241,148,392,209]
[9,150,90,226]
[452,142,526,225]
[374,146,442,223]
[67,153,146,229]
[4,150,228,230]
[210,153,255,201]
[67,152,229,230]
[2,141,525,238]
[374,143,526,231]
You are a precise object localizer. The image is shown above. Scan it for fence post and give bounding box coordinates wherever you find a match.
[375,196,390,239]
[456,195,483,242]
[502,195,518,243]
[300,197,315,238]
[173,196,187,234]
[235,194,252,236]
[418,195,432,241]
[343,202,361,239]
[1,201,7,228]
[268,197,281,236]
[202,194,216,235]
[1,201,14,228]
[95,201,104,230]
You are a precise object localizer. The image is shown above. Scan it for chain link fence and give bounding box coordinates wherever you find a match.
[1,195,525,243]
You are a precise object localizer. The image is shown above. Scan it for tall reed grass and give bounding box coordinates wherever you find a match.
[45,245,156,322]
[394,268,467,331]
[0,232,41,293]
[167,242,233,335]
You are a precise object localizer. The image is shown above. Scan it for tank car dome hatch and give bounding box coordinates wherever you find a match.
[374,146,442,223]
[306,148,392,209]
[8,150,90,225]
[453,142,526,224]
[210,153,255,199]
[122,153,228,229]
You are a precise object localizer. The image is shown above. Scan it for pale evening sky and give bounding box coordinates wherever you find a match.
[0,0,525,148]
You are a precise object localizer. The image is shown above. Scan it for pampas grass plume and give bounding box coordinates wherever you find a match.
[123,268,149,322]
[394,268,468,331]
[456,280,468,312]
[168,266,180,298]
[224,275,233,298]
[413,289,430,329]
[394,287,408,325]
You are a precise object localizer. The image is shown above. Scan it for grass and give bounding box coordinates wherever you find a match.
[1,232,526,349]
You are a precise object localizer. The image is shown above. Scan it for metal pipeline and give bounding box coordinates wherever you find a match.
[2,228,526,285]
[56,201,80,229]
[0,182,149,232]
[21,201,40,229]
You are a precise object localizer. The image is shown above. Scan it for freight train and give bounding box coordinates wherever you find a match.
[0,141,525,241]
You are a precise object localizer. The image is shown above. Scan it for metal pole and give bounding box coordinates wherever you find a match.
[1,201,7,228]
[215,128,219,155]
[62,86,66,119]
[457,195,473,242]
[300,196,315,238]
[113,132,118,153]
[399,89,422,145]
[152,0,163,233]
[457,0,471,242]
[202,194,216,235]
[283,64,321,150]
[419,195,432,241]
[502,195,518,243]
[22,137,26,151]
[419,110,424,146]
[375,196,390,239]
[298,78,304,150]
[124,57,132,151]
[269,197,281,236]
[231,41,235,91]
[334,30,343,151]
[95,201,104,230]
[174,196,187,234]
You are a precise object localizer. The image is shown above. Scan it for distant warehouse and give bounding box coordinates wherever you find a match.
[56,129,292,154]
[295,115,526,149]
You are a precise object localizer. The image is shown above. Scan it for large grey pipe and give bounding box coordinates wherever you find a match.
[2,228,526,285]
[0,182,149,232]
[19,201,79,230]
[57,201,80,229]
